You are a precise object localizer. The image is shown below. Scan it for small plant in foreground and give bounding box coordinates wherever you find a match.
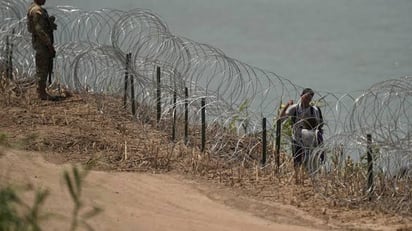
[0,165,101,231]
[64,165,102,231]
[0,186,50,231]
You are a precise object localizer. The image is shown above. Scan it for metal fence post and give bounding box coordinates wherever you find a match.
[184,87,189,145]
[123,53,129,108]
[129,54,136,116]
[172,90,177,141]
[201,98,206,152]
[261,117,267,165]
[9,30,13,80]
[367,134,374,200]
[156,66,161,123]
[275,118,282,171]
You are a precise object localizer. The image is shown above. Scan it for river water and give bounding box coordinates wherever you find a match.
[47,0,412,94]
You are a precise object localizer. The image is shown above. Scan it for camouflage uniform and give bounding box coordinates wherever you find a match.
[27,1,57,100]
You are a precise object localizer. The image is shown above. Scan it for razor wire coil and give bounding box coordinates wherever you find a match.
[2,0,412,214]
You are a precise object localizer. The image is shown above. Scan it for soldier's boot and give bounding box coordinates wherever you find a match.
[37,80,59,101]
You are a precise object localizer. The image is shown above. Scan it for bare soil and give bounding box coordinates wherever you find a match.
[0,85,411,231]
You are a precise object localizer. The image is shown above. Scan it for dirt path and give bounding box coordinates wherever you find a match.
[0,148,331,231]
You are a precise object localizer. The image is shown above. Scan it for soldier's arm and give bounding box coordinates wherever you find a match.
[32,12,53,50]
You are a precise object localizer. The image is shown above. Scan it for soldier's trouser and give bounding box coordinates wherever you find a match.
[35,48,51,96]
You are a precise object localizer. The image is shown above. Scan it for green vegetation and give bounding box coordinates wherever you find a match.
[63,166,102,231]
[0,166,101,231]
[229,99,250,134]
[0,133,8,147]
[0,186,50,231]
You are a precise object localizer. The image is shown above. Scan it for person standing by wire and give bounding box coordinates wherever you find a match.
[27,0,58,100]
[279,88,324,184]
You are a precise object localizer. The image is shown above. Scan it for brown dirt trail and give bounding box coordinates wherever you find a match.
[1,148,323,231]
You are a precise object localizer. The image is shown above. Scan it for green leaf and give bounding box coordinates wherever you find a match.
[64,170,77,203]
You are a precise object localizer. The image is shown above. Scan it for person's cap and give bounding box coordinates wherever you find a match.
[301,88,314,96]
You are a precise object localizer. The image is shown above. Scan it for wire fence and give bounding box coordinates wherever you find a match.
[2,0,412,214]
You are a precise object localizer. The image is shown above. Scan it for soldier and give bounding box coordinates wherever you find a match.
[27,0,58,100]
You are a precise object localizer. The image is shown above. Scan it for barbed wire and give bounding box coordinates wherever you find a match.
[1,0,411,213]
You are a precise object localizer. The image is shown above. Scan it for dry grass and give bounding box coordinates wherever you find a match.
[1,76,411,230]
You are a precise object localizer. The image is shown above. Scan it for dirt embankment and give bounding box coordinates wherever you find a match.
[0,87,411,231]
